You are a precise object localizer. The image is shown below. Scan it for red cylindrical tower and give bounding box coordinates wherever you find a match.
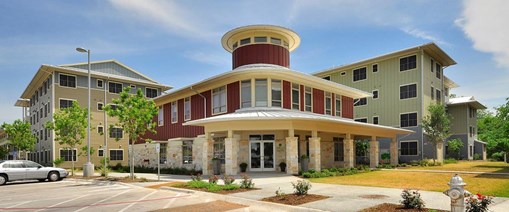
[221,25,301,69]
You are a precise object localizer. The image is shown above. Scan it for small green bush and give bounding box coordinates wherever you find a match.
[208,175,219,184]
[53,157,65,168]
[400,189,425,209]
[473,153,481,160]
[207,184,223,192]
[222,174,235,185]
[292,180,312,195]
[222,184,240,190]
[444,158,458,164]
[239,174,255,189]
[187,180,209,188]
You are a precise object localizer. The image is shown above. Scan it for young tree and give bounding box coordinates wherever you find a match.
[45,101,88,176]
[447,138,464,159]
[104,87,158,179]
[422,103,452,164]
[1,119,37,159]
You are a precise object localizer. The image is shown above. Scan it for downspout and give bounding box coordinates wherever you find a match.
[190,86,207,118]
[420,48,425,160]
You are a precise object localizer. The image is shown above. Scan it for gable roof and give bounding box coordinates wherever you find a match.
[59,60,158,83]
[313,43,457,77]
[447,96,486,109]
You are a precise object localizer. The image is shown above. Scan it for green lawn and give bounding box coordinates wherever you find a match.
[404,161,509,173]
[310,161,509,197]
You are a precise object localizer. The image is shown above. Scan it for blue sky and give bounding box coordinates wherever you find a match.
[1,0,508,123]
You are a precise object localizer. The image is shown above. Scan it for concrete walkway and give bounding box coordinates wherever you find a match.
[83,172,509,211]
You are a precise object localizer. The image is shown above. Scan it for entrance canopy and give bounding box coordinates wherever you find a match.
[184,107,413,138]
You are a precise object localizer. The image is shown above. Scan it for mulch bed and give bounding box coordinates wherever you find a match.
[262,194,329,205]
[360,203,448,212]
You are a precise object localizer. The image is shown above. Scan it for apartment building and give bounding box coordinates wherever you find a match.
[138,25,412,175]
[314,43,467,162]
[14,60,170,168]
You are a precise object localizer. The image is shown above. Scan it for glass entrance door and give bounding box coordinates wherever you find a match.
[249,135,275,171]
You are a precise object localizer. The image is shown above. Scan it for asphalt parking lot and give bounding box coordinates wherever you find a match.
[0,179,227,212]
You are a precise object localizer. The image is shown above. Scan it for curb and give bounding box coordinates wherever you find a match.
[160,186,327,212]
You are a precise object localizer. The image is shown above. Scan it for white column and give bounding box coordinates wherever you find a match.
[390,137,399,165]
[344,134,354,168]
[369,136,379,168]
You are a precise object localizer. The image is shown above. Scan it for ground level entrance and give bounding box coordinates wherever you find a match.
[249,134,275,171]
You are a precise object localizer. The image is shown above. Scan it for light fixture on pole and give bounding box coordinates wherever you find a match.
[76,47,94,177]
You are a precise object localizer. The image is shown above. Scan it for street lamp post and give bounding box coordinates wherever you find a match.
[76,47,94,177]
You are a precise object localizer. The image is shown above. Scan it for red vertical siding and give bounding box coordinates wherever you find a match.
[232,44,290,69]
[313,89,324,114]
[300,85,304,111]
[227,81,240,113]
[342,96,354,119]
[282,81,291,109]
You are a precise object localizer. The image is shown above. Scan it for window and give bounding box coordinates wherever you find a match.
[109,128,123,139]
[240,38,251,45]
[400,84,417,99]
[431,87,435,100]
[212,86,227,114]
[98,103,104,111]
[372,64,378,73]
[43,82,47,95]
[182,140,193,164]
[44,103,47,118]
[254,36,267,43]
[304,87,312,112]
[270,37,281,45]
[160,143,167,164]
[184,97,191,121]
[354,98,367,106]
[271,80,282,107]
[469,107,477,118]
[322,76,331,81]
[109,104,118,110]
[354,118,367,123]
[97,79,103,88]
[130,84,136,91]
[436,89,442,103]
[400,55,417,71]
[335,94,341,116]
[372,90,379,99]
[59,99,74,109]
[213,137,225,164]
[98,149,104,157]
[373,116,379,124]
[110,150,123,161]
[40,108,43,118]
[436,64,441,79]
[400,112,418,127]
[255,79,268,107]
[430,59,434,72]
[97,126,104,134]
[158,107,164,126]
[171,101,178,123]
[109,82,123,93]
[340,72,346,76]
[325,92,332,115]
[333,137,344,161]
[146,88,158,98]
[401,141,418,156]
[353,67,367,81]
[60,149,77,161]
[241,80,251,108]
[39,87,42,97]
[59,74,76,88]
[292,83,300,110]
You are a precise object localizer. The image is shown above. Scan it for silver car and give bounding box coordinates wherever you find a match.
[0,160,68,185]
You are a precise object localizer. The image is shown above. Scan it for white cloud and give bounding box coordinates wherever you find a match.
[401,27,449,46]
[456,0,509,69]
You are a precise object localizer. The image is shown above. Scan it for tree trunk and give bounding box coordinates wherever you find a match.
[71,148,75,176]
[130,138,134,180]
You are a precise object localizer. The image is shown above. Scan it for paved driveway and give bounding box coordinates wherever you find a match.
[0,179,217,212]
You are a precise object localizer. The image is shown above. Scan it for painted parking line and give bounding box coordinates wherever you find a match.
[4,201,32,209]
[74,189,132,212]
[163,193,182,209]
[35,194,91,212]
[118,190,159,212]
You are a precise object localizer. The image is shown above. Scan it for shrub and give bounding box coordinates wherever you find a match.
[222,174,235,185]
[444,158,458,164]
[466,193,493,212]
[276,187,286,199]
[99,166,109,177]
[400,189,425,209]
[292,180,312,195]
[419,159,430,167]
[207,184,222,192]
[222,184,240,190]
[187,180,209,188]
[53,157,65,168]
[208,175,219,184]
[381,152,390,162]
[191,173,202,181]
[239,174,255,189]
[473,153,481,160]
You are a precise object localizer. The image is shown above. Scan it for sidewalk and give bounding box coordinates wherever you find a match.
[76,171,509,212]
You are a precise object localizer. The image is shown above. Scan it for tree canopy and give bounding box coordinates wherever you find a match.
[1,119,36,159]
[45,101,88,175]
[104,87,158,179]
[478,98,509,160]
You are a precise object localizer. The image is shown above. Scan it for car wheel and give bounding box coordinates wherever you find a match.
[48,172,59,182]
[0,174,7,185]
[38,179,46,182]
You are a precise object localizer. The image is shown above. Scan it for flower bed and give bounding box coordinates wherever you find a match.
[172,174,258,194]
